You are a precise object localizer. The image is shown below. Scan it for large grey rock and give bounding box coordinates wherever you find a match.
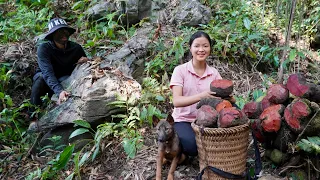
[100,26,153,83]
[28,63,141,132]
[136,0,152,22]
[150,0,170,23]
[86,1,118,20]
[170,0,212,26]
[85,0,152,24]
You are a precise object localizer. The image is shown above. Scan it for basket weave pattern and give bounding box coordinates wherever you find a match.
[191,123,250,180]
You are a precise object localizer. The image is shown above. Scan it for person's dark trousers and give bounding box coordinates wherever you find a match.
[174,122,198,156]
[30,72,54,107]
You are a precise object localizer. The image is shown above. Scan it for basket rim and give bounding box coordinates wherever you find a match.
[191,122,249,133]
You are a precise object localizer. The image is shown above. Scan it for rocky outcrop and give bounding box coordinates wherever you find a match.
[85,0,212,27]
[85,0,152,24]
[170,0,212,26]
[85,1,118,20]
[100,26,153,83]
[28,63,141,132]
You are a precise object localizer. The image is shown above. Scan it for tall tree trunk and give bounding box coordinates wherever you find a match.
[278,0,297,84]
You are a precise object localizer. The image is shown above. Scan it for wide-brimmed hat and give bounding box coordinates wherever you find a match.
[44,18,76,40]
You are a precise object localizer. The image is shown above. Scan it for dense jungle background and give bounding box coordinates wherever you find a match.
[1,0,320,179]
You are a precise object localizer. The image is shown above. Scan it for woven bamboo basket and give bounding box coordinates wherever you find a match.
[191,123,250,180]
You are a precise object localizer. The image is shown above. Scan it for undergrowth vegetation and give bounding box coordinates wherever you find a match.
[0,0,320,179]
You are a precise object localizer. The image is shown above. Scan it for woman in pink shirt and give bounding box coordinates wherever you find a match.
[170,31,222,157]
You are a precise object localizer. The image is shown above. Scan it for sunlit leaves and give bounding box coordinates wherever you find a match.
[243,17,252,30]
[253,89,265,102]
[297,136,320,154]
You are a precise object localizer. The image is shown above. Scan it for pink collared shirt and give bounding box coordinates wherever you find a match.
[170,60,222,123]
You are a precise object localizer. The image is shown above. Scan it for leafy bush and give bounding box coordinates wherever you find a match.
[0,2,53,43]
[297,136,320,154]
[146,27,195,78]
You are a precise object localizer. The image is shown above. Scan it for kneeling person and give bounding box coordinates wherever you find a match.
[30,17,88,112]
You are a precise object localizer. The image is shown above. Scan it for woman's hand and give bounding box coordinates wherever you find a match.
[198,91,219,99]
[58,90,70,105]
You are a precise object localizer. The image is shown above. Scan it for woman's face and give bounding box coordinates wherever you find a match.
[190,36,211,62]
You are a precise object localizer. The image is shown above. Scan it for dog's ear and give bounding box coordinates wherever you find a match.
[152,115,160,127]
[166,114,174,126]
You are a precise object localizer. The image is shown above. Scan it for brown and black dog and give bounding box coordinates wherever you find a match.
[155,116,185,180]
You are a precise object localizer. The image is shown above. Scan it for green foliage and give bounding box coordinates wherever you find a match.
[200,0,279,68]
[253,89,265,102]
[123,136,143,159]
[139,76,169,125]
[0,2,53,43]
[0,67,34,146]
[235,88,267,109]
[297,136,320,154]
[41,144,75,179]
[72,119,91,129]
[146,27,195,78]
[15,0,48,7]
[69,119,95,140]
[235,95,249,110]
[70,1,138,56]
[79,12,127,48]
[106,95,144,158]
[40,135,66,152]
[64,119,96,179]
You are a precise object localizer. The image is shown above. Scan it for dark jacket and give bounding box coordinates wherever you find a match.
[36,40,86,95]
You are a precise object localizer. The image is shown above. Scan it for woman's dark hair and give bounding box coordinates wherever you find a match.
[188,31,212,47]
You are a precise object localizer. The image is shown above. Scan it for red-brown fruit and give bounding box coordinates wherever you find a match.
[261,95,274,110]
[218,107,248,128]
[286,73,311,98]
[210,79,233,98]
[196,105,219,128]
[242,101,263,119]
[267,84,289,104]
[197,98,232,112]
[259,104,284,132]
[215,100,233,112]
[284,98,311,133]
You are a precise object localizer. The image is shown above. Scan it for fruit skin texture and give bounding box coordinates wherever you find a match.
[286,73,320,102]
[267,84,289,104]
[197,98,232,112]
[286,73,310,98]
[210,79,233,98]
[218,107,248,128]
[242,101,263,119]
[284,98,311,134]
[259,104,285,133]
[195,105,219,128]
